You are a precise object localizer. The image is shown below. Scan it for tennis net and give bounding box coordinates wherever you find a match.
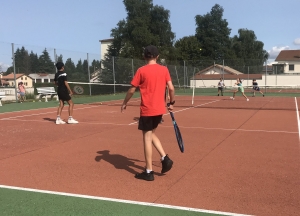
[65,82,299,111]
[177,85,300,97]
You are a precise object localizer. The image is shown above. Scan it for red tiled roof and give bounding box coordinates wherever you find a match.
[2,73,25,79]
[275,50,300,61]
[196,64,243,76]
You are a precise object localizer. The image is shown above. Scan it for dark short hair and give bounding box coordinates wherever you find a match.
[144,45,159,59]
[56,62,64,70]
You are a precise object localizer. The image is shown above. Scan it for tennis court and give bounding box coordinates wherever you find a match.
[0,94,299,216]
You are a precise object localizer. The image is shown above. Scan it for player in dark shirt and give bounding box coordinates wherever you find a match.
[54,62,78,124]
[252,79,264,97]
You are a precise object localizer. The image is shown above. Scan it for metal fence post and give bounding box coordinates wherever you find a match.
[265,61,267,93]
[132,59,134,79]
[113,56,116,94]
[87,53,91,96]
[12,43,18,102]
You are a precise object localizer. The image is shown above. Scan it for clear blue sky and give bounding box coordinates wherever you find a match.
[0,0,299,71]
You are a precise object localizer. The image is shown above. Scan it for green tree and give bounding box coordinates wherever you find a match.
[14,47,31,74]
[39,48,55,73]
[231,29,269,73]
[57,55,63,63]
[195,4,234,61]
[29,51,39,73]
[101,0,175,83]
[64,58,76,81]
[174,36,203,65]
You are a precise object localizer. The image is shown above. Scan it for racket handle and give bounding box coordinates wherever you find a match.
[169,111,175,121]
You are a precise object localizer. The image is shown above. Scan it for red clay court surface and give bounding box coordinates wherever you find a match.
[0,96,300,216]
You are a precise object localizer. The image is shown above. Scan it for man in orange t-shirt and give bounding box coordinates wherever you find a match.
[121,45,175,181]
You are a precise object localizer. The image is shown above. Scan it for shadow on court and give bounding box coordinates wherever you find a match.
[133,117,139,121]
[43,118,56,123]
[95,150,145,175]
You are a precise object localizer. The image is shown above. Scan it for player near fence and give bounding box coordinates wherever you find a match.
[121,45,175,181]
[17,82,26,103]
[230,78,249,101]
[54,62,78,125]
[217,78,225,96]
[252,79,265,97]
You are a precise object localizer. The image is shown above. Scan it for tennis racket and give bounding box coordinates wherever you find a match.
[167,104,184,153]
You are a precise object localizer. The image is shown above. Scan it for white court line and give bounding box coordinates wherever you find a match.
[4,118,295,134]
[0,185,251,216]
[128,99,220,125]
[0,106,96,120]
[159,125,297,134]
[294,97,300,141]
[0,98,141,120]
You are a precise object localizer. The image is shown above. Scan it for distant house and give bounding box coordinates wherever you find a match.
[90,69,101,83]
[1,73,33,87]
[99,38,113,61]
[261,65,273,75]
[273,50,300,74]
[28,73,55,83]
[0,72,8,86]
[193,64,262,80]
[191,64,262,87]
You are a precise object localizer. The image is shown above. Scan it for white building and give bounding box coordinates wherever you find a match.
[274,50,300,74]
[28,73,55,83]
[99,38,113,62]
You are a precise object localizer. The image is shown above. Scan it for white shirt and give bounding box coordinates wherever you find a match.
[218,81,225,87]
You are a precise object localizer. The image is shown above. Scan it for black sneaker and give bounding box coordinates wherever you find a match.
[135,170,154,181]
[161,155,173,174]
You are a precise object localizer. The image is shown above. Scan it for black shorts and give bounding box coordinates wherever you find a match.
[138,115,163,131]
[218,87,224,91]
[57,88,71,101]
[253,87,260,91]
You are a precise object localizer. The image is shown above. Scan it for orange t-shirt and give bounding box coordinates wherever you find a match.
[131,64,171,116]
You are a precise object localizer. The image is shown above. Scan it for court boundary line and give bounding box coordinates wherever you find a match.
[0,97,140,117]
[1,118,296,134]
[294,97,300,141]
[0,98,141,120]
[0,184,250,216]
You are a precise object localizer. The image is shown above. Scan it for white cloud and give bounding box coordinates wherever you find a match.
[268,46,289,60]
[0,62,11,72]
[294,38,300,45]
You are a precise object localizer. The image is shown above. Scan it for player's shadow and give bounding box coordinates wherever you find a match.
[43,118,56,123]
[133,117,139,121]
[95,150,144,175]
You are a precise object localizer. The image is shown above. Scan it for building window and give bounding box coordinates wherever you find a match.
[25,77,27,80]
[21,77,23,80]
[289,64,294,71]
